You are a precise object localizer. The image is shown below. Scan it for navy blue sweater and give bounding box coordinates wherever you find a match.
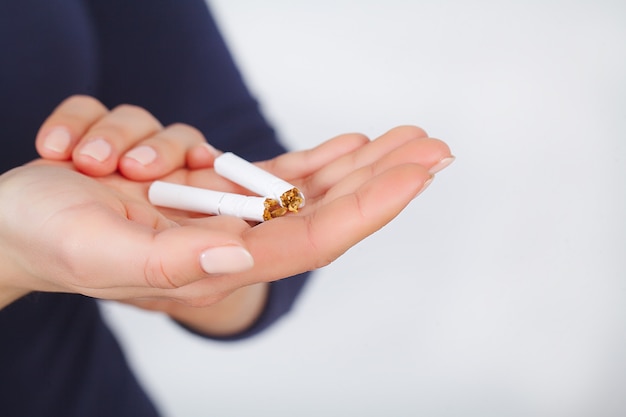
[0,1,308,415]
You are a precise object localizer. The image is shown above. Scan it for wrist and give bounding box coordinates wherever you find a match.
[168,283,270,337]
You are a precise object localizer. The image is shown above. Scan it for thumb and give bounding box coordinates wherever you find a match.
[146,224,255,289]
[57,211,254,300]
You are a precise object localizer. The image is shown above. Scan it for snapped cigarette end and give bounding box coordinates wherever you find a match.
[280,187,305,213]
[263,199,288,221]
[149,181,287,223]
[215,152,306,212]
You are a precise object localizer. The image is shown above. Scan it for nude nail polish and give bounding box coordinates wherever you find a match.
[43,128,71,153]
[200,246,254,274]
[125,145,158,166]
[429,156,456,174]
[79,138,112,162]
[418,176,434,196]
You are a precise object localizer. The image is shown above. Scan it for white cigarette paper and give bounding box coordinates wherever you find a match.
[148,181,286,222]
[214,152,305,212]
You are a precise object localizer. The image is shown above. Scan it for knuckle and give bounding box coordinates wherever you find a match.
[61,94,105,110]
[49,95,108,122]
[388,125,429,139]
[166,123,206,144]
[113,104,161,127]
[112,103,147,115]
[95,105,161,138]
[347,132,371,145]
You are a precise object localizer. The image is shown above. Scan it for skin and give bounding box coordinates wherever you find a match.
[0,95,454,336]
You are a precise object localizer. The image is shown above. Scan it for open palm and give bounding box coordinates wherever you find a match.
[1,126,451,307]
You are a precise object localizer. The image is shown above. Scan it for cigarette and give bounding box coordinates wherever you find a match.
[148,181,287,222]
[214,152,305,212]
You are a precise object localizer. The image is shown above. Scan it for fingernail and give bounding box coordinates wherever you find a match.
[416,175,434,198]
[429,156,456,174]
[200,246,254,274]
[79,138,112,162]
[42,128,71,153]
[125,145,158,166]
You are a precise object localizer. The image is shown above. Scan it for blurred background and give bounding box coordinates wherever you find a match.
[101,1,626,416]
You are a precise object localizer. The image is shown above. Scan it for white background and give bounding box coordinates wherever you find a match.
[102,1,626,416]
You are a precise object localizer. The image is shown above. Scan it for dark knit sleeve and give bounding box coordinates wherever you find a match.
[85,0,284,160]
[85,0,310,339]
[179,274,310,341]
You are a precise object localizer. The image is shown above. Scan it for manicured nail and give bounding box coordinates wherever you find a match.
[429,156,456,174]
[415,175,434,198]
[124,145,158,166]
[79,138,112,162]
[200,246,254,274]
[42,128,71,153]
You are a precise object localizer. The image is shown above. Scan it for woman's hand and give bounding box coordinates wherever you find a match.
[161,125,454,305]
[35,95,218,179]
[117,124,454,335]
[1,95,266,334]
[19,95,454,336]
[0,162,256,301]
[2,124,451,334]
[13,124,452,302]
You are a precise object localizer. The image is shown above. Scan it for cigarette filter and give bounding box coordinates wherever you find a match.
[148,181,286,222]
[214,152,305,212]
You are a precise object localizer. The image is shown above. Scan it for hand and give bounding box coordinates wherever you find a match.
[4,125,451,301]
[157,125,453,306]
[35,98,453,290]
[1,128,451,336]
[7,95,454,337]
[35,95,218,179]
[128,125,453,334]
[33,97,453,299]
[1,95,268,335]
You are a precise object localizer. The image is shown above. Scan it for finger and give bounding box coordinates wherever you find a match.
[145,164,433,303]
[301,126,450,196]
[305,136,448,202]
[300,164,433,266]
[257,133,370,180]
[187,143,222,169]
[72,104,163,176]
[61,210,254,300]
[175,164,433,293]
[118,123,218,181]
[301,125,430,195]
[35,95,109,160]
[348,125,430,168]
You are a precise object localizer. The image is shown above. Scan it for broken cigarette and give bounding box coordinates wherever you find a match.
[214,152,305,212]
[148,181,287,222]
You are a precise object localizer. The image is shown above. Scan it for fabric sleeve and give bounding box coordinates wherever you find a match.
[85,0,310,339]
[179,273,310,341]
[85,0,283,160]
